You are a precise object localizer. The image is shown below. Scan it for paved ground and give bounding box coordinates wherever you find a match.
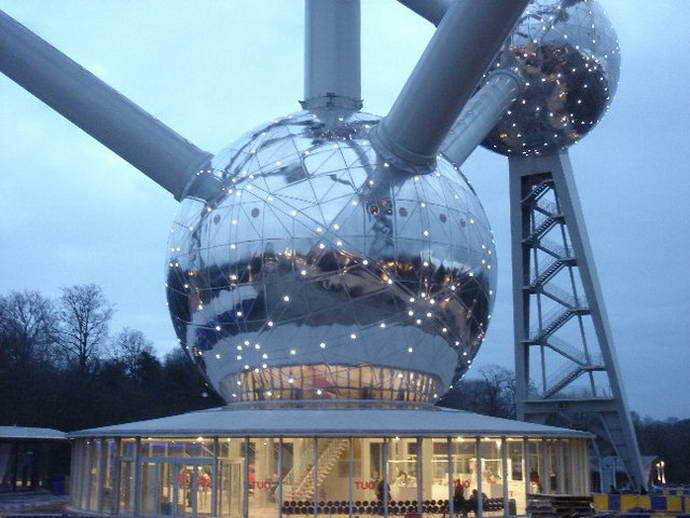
[0,490,67,516]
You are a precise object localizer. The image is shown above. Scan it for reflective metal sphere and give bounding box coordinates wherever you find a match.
[482,0,621,156]
[166,110,496,405]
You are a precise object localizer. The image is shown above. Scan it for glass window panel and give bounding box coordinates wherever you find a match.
[314,438,350,513]
[196,464,214,517]
[159,462,174,516]
[349,438,384,515]
[450,435,479,518]
[141,438,216,458]
[142,462,158,516]
[120,439,137,458]
[419,438,448,513]
[100,439,117,513]
[247,438,279,517]
[546,440,559,494]
[88,439,101,511]
[527,439,544,494]
[280,438,313,516]
[507,439,526,515]
[118,460,135,513]
[80,440,92,510]
[388,437,419,508]
[480,438,503,517]
[218,439,244,518]
[562,439,571,494]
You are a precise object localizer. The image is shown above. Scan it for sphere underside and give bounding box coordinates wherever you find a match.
[482,0,620,156]
[166,110,496,404]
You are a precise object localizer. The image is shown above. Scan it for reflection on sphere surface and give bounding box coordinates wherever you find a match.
[482,0,621,156]
[166,110,496,405]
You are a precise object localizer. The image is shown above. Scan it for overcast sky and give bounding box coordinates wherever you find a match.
[0,1,688,419]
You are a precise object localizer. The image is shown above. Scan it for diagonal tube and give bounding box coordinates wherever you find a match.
[0,9,212,200]
[399,0,527,166]
[303,0,361,110]
[442,69,524,166]
[397,0,451,26]
[375,0,527,168]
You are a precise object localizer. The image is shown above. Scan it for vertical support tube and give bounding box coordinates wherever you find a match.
[476,438,483,518]
[383,439,389,517]
[501,438,510,517]
[133,437,142,517]
[313,438,318,517]
[376,0,527,167]
[447,438,454,517]
[277,439,283,518]
[212,437,219,518]
[304,0,361,109]
[348,438,354,518]
[509,165,530,420]
[523,438,530,508]
[416,438,423,514]
[97,439,106,512]
[86,441,94,509]
[242,438,249,518]
[113,438,121,515]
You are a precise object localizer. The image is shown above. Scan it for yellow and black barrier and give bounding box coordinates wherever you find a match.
[593,494,690,514]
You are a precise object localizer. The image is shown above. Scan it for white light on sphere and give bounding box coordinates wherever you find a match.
[167,110,497,404]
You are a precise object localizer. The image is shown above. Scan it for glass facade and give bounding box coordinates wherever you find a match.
[70,435,590,518]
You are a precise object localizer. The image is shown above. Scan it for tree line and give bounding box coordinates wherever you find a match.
[0,285,223,433]
[0,286,687,483]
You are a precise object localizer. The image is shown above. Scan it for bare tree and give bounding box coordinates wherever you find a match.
[111,327,154,376]
[438,364,517,418]
[0,290,57,364]
[478,365,516,418]
[56,284,114,369]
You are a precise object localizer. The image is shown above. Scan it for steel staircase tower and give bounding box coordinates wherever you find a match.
[510,151,646,490]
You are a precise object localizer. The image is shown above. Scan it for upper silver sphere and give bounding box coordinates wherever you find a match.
[166,109,496,405]
[482,0,621,156]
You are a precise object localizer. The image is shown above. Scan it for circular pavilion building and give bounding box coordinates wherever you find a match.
[67,401,591,518]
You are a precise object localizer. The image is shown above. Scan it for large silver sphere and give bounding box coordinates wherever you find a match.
[166,110,496,405]
[482,0,621,156]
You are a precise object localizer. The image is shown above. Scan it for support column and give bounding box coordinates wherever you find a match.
[447,438,454,517]
[304,0,361,109]
[313,438,318,517]
[501,438,510,517]
[416,438,423,514]
[509,151,646,489]
[383,439,390,517]
[476,438,483,518]
[348,438,354,518]
[277,439,283,518]
[242,439,249,518]
[134,438,142,517]
[212,438,219,518]
[523,438,530,507]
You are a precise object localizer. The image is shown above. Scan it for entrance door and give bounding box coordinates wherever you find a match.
[136,459,214,518]
[174,462,215,518]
